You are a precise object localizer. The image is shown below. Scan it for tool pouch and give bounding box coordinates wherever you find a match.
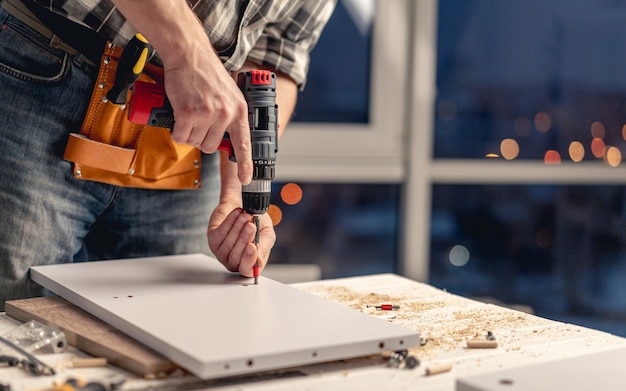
[63,43,201,189]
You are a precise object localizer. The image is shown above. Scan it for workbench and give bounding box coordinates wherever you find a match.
[1,273,625,390]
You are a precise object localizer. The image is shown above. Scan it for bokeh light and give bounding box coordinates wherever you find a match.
[267,204,283,226]
[449,245,470,267]
[280,183,303,205]
[500,138,519,160]
[591,121,606,139]
[605,146,622,167]
[544,150,561,164]
[591,137,606,158]
[534,111,552,133]
[514,117,532,137]
[568,141,585,162]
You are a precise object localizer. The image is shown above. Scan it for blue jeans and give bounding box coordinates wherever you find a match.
[0,7,220,310]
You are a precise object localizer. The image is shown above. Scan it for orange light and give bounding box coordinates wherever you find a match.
[591,121,606,139]
[568,141,585,162]
[605,146,622,167]
[514,117,531,137]
[591,138,606,158]
[622,124,626,141]
[280,183,303,205]
[534,111,552,133]
[267,204,283,226]
[485,153,499,158]
[500,138,519,160]
[544,150,561,164]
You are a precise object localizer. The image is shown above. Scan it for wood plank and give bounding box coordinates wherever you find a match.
[5,296,178,377]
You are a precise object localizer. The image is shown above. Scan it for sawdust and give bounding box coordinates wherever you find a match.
[300,284,540,360]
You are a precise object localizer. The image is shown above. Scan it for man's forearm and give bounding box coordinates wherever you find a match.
[109,0,211,67]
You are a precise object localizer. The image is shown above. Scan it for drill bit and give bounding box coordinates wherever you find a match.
[253,215,260,285]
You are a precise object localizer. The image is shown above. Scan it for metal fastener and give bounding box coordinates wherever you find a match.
[103,56,111,65]
[98,82,106,89]
[128,168,135,175]
[405,355,419,369]
[76,169,82,178]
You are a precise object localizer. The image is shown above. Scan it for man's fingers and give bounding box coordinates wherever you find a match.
[208,210,248,269]
[229,104,253,185]
[227,221,256,271]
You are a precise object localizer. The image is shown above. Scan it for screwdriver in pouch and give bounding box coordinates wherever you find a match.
[106,33,152,105]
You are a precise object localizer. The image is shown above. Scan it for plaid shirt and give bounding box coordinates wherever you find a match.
[32,0,336,88]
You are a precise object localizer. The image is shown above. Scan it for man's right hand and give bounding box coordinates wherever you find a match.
[110,0,253,185]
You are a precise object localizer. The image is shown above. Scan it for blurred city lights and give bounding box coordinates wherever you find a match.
[267,204,283,226]
[280,183,303,205]
[568,141,585,162]
[605,146,622,167]
[500,138,519,160]
[591,121,606,139]
[544,150,561,164]
[534,111,552,133]
[449,245,470,267]
[591,137,606,158]
[514,117,532,137]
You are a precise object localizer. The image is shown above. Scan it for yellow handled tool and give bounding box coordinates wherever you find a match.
[107,33,152,105]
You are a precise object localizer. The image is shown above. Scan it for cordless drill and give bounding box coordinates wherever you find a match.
[128,70,278,283]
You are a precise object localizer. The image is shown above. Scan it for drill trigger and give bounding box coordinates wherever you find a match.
[218,133,236,161]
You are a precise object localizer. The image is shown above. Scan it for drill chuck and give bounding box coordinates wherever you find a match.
[243,179,272,215]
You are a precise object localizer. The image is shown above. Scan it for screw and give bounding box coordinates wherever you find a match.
[405,355,420,369]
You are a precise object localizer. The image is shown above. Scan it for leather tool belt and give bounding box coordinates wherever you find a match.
[63,44,202,189]
[1,0,202,189]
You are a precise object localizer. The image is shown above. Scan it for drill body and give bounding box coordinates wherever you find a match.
[237,70,278,215]
[128,70,279,216]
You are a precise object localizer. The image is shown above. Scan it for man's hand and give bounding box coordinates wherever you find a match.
[207,205,276,277]
[163,49,252,185]
[109,0,253,185]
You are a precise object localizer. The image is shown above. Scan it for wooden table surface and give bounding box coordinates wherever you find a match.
[2,273,625,390]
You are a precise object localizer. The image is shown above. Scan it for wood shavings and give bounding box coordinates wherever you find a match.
[297,284,544,360]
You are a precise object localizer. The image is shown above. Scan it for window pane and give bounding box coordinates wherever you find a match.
[269,183,398,278]
[436,0,626,163]
[292,0,372,123]
[429,184,626,337]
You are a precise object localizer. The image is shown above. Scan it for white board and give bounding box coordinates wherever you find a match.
[30,254,420,379]
[457,347,626,391]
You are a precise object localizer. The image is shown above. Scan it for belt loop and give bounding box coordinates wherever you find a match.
[49,33,63,49]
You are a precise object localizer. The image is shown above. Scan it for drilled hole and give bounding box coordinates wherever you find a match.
[379,342,385,349]
[399,340,404,345]
[247,359,254,367]
[224,363,230,370]
[312,351,318,357]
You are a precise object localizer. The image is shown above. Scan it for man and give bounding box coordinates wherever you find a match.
[0,0,335,310]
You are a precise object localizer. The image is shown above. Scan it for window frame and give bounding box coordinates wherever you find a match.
[402,0,626,282]
[276,0,411,183]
